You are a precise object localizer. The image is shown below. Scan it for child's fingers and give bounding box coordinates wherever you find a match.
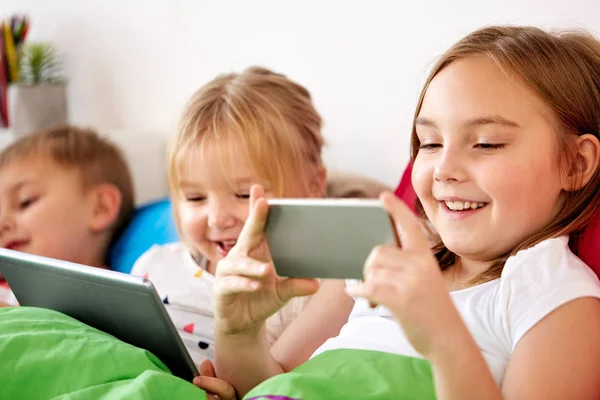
[380,192,430,253]
[213,275,262,296]
[346,259,406,305]
[355,246,419,307]
[364,245,405,276]
[277,277,320,302]
[363,245,425,277]
[232,197,269,256]
[249,184,265,209]
[345,278,399,305]
[199,359,216,378]
[215,257,272,279]
[192,376,237,400]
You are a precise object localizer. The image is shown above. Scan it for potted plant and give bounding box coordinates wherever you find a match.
[10,41,67,136]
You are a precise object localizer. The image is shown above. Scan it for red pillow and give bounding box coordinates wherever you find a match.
[394,162,417,213]
[578,212,600,277]
[393,162,600,277]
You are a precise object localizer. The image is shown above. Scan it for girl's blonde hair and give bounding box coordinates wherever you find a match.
[410,26,600,282]
[168,66,324,199]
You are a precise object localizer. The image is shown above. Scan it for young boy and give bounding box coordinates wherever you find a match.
[0,125,135,306]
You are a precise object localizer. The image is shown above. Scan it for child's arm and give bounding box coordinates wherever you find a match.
[501,297,600,399]
[349,193,600,399]
[270,279,354,372]
[214,276,352,397]
[213,186,353,397]
[347,193,503,400]
[426,315,502,400]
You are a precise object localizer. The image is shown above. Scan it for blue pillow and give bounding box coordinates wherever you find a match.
[108,199,179,274]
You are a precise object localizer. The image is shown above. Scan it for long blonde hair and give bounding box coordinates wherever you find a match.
[410,26,600,282]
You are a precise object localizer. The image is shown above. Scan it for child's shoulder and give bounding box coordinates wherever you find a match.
[131,242,193,275]
[489,236,600,349]
[503,236,594,278]
[500,236,600,295]
[140,241,189,261]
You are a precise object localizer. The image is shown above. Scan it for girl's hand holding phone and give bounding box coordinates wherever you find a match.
[347,192,467,360]
[213,185,320,337]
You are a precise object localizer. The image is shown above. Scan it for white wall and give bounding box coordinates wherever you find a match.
[1,0,599,188]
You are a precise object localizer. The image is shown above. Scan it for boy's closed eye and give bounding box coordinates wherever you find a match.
[235,193,250,200]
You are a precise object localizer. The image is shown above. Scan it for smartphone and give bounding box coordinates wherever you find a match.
[265,198,399,279]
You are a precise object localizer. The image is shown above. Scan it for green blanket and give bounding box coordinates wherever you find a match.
[244,348,436,400]
[1,307,436,399]
[0,307,204,399]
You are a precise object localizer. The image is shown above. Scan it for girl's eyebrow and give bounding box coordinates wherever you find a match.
[8,180,35,194]
[178,176,256,188]
[178,180,202,188]
[232,177,255,185]
[415,115,521,129]
[466,116,521,128]
[414,117,438,128]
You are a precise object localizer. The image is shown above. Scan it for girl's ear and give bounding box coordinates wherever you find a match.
[88,184,123,233]
[563,133,600,191]
[309,165,328,198]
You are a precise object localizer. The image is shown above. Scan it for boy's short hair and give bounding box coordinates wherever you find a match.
[0,125,135,243]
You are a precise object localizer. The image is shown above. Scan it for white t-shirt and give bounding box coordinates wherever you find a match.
[0,280,17,306]
[132,242,310,366]
[312,237,600,386]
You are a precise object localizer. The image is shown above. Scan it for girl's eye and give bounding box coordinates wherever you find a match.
[235,193,250,200]
[19,197,37,210]
[475,143,505,150]
[419,143,442,150]
[185,195,206,202]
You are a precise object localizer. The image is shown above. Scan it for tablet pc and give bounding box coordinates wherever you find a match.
[265,198,399,279]
[0,249,198,381]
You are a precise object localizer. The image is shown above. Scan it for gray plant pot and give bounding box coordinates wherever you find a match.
[9,83,68,136]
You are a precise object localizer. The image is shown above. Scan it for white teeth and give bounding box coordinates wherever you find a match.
[221,240,237,246]
[444,201,486,211]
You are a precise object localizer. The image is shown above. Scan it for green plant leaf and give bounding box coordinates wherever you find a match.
[18,42,64,84]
